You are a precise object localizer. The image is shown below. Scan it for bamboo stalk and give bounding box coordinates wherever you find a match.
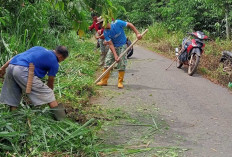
[95,29,149,84]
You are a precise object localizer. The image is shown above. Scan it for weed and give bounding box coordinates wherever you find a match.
[0,104,97,156]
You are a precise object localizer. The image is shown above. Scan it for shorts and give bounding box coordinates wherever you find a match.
[99,39,109,53]
[0,64,55,107]
[104,44,127,71]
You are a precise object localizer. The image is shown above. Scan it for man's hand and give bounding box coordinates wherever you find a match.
[114,55,120,62]
[47,76,55,90]
[0,59,12,78]
[103,40,108,45]
[0,68,6,78]
[97,30,101,35]
[137,33,142,40]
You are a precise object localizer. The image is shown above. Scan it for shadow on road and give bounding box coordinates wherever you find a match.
[178,67,202,77]
[126,84,175,91]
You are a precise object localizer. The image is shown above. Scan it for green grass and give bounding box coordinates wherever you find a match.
[0,104,97,156]
[53,31,100,107]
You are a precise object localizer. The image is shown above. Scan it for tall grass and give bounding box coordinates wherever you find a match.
[134,23,184,57]
[54,31,99,108]
[0,104,97,156]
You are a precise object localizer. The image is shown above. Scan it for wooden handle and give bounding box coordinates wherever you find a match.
[95,29,149,84]
[26,63,35,94]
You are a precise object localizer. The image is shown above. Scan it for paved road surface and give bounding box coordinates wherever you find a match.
[95,45,232,157]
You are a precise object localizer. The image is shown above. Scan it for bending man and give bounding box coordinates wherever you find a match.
[0,46,68,120]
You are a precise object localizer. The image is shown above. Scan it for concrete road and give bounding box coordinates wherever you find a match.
[96,45,232,157]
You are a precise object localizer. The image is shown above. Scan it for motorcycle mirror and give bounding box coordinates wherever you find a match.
[175,48,179,56]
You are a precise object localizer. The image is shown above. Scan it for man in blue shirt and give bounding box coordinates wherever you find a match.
[97,19,142,88]
[0,46,68,120]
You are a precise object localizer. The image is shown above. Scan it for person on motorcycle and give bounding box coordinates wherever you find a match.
[96,18,142,88]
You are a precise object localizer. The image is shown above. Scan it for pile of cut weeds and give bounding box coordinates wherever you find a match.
[0,105,97,156]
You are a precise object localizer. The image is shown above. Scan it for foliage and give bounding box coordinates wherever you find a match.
[0,0,119,66]
[112,0,156,27]
[49,0,118,30]
[54,31,99,108]
[0,1,71,66]
[113,0,232,39]
[0,104,97,156]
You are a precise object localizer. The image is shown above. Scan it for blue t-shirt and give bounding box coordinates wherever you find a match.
[103,20,127,47]
[10,46,59,78]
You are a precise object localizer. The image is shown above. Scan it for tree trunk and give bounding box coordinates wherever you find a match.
[225,4,230,40]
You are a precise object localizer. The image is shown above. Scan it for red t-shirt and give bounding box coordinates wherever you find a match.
[89,21,99,31]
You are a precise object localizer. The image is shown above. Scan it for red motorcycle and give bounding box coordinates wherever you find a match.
[175,31,209,76]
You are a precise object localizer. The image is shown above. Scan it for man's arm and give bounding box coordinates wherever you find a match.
[0,59,12,77]
[127,22,142,40]
[108,40,120,62]
[47,76,55,90]
[89,23,94,31]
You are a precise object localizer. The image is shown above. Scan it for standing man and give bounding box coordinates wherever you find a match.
[97,19,142,88]
[89,12,101,49]
[89,12,99,32]
[95,17,109,66]
[0,46,68,120]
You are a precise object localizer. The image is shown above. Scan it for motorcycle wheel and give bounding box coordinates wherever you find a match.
[188,54,200,76]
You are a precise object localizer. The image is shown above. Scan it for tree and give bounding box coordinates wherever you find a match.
[204,0,232,39]
[49,0,118,34]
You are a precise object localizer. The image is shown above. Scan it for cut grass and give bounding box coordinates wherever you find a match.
[0,105,97,156]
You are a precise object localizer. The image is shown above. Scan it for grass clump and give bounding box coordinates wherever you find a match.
[0,105,97,156]
[54,31,99,108]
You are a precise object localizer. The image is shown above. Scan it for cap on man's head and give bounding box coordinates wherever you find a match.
[96,16,104,24]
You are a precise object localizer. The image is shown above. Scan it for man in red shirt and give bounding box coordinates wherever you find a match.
[89,12,99,32]
[95,17,109,66]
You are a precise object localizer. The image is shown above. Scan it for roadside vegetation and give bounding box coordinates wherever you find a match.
[1,0,232,156]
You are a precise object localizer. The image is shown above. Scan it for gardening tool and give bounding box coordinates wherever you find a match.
[94,29,149,84]
[26,63,35,94]
[52,103,66,121]
[0,59,12,78]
